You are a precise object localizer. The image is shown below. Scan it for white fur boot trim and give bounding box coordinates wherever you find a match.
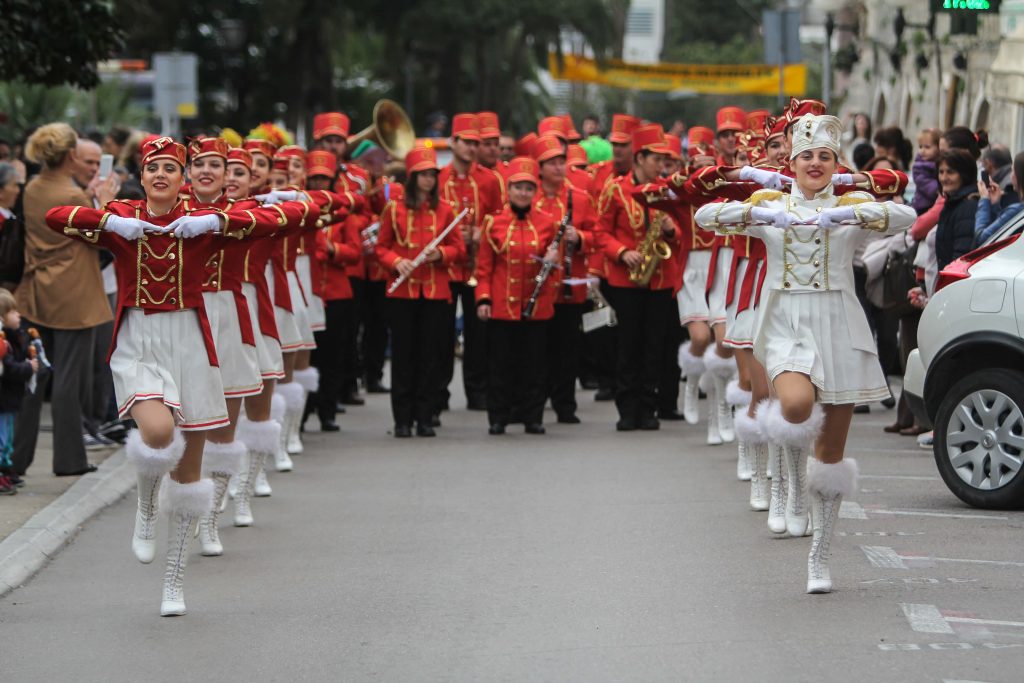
[270,392,287,423]
[293,367,320,393]
[807,458,859,498]
[160,478,215,518]
[702,348,736,380]
[277,381,306,413]
[678,342,706,376]
[238,418,282,456]
[200,440,246,477]
[725,380,752,407]
[733,409,764,444]
[126,430,185,477]
[763,401,824,447]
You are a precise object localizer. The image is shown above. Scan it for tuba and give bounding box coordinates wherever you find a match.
[346,99,416,160]
[628,210,672,286]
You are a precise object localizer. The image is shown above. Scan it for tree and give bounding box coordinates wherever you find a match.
[0,0,125,88]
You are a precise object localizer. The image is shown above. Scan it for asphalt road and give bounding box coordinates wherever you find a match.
[2,386,1023,682]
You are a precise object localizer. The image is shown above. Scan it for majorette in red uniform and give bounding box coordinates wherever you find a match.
[475,156,559,435]
[438,113,503,411]
[531,133,597,424]
[375,146,466,437]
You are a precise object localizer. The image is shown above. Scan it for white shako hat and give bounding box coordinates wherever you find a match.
[789,113,842,160]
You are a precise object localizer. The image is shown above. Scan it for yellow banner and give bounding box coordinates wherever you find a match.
[548,53,807,96]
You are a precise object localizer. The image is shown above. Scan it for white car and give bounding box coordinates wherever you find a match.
[903,212,1024,509]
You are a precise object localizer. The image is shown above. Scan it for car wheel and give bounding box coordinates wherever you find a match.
[933,368,1024,509]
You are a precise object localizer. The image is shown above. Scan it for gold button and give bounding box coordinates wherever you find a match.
[816,207,822,213]
[142,279,149,285]
[210,261,218,267]
[785,236,792,244]
[169,276,176,283]
[140,298,147,304]
[783,281,791,288]
[785,265,792,271]
[142,253,149,260]
[170,297,177,304]
[169,253,176,260]
[211,280,218,287]
[813,282,820,289]
[813,260,820,267]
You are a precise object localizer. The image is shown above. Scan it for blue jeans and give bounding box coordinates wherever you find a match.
[0,412,15,469]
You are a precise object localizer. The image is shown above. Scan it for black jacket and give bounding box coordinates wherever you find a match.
[0,326,34,413]
[935,184,979,272]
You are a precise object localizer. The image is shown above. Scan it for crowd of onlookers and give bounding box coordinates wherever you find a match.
[842,113,1023,444]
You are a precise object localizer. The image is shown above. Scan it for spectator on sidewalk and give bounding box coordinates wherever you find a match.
[0,288,40,493]
[14,123,114,478]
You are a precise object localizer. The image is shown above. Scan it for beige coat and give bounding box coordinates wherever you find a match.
[17,171,113,329]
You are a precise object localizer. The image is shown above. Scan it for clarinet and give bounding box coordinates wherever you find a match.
[561,191,575,299]
[523,207,570,320]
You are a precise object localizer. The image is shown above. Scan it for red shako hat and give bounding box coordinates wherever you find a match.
[227,148,253,169]
[451,113,481,142]
[632,123,671,155]
[142,136,187,167]
[532,133,566,163]
[306,150,337,178]
[313,112,350,140]
[716,106,746,133]
[506,156,540,185]
[188,136,228,162]
[477,111,500,139]
[405,146,439,175]
[609,114,642,144]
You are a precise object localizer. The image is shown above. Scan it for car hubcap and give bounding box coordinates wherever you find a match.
[946,389,1024,490]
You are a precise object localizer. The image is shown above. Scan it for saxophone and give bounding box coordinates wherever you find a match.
[628,210,672,286]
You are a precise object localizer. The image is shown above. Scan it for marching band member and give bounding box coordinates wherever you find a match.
[654,133,687,421]
[595,124,680,431]
[45,136,293,615]
[588,114,640,201]
[475,157,559,435]
[715,106,745,166]
[532,134,596,424]
[375,146,465,437]
[477,111,507,203]
[695,113,916,593]
[566,144,592,191]
[439,113,503,412]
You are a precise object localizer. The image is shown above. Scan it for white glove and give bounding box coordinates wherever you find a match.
[168,214,222,238]
[104,215,162,240]
[831,173,854,186]
[750,206,795,229]
[817,206,857,229]
[254,189,299,205]
[739,166,791,190]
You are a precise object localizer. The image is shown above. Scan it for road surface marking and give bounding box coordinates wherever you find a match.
[901,603,955,634]
[840,501,868,519]
[861,545,909,569]
[862,546,1024,569]
[860,474,941,481]
[871,509,1008,521]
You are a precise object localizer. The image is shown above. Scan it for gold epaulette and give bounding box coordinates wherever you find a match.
[836,191,874,206]
[745,189,783,206]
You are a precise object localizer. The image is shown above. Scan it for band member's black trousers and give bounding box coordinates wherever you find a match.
[358,279,389,385]
[444,282,488,407]
[585,280,618,393]
[313,298,355,422]
[658,294,685,414]
[547,302,585,418]
[486,319,547,426]
[342,279,363,396]
[387,297,450,427]
[604,285,671,423]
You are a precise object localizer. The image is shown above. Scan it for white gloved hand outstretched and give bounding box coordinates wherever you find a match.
[254,189,299,205]
[750,206,795,229]
[739,166,791,190]
[168,214,222,238]
[104,215,163,240]
[817,205,857,229]
[830,173,854,186]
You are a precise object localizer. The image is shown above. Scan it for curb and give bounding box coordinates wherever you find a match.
[0,448,134,597]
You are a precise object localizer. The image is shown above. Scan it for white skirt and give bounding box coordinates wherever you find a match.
[112,308,229,431]
[708,246,733,325]
[755,289,890,404]
[677,249,711,325]
[295,254,327,331]
[723,258,754,349]
[203,290,263,398]
[241,283,285,380]
[287,270,317,350]
[266,264,304,352]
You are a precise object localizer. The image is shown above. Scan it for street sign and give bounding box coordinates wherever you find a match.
[153,52,198,136]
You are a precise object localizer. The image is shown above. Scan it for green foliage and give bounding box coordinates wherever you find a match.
[0,80,150,142]
[0,0,125,88]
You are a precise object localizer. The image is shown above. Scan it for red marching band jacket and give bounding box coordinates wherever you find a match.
[439,162,503,283]
[474,205,559,321]
[374,199,465,301]
[594,173,680,291]
[532,182,596,304]
[44,198,304,365]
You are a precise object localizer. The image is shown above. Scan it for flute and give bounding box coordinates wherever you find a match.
[387,208,469,294]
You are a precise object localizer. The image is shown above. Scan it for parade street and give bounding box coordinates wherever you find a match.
[2,388,1023,682]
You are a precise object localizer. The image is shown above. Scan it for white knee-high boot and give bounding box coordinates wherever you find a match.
[125,430,184,564]
[678,342,705,425]
[159,478,213,616]
[703,350,736,443]
[734,407,768,510]
[806,458,858,594]
[234,417,282,527]
[757,400,787,534]
[726,381,753,480]
[290,367,319,454]
[764,402,824,538]
[272,383,303,471]
[197,440,245,556]
[255,392,288,496]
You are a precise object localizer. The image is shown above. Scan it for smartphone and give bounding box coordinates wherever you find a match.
[980,169,989,186]
[99,153,114,180]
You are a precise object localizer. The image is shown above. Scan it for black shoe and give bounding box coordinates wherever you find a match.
[320,419,341,432]
[639,416,660,431]
[853,404,870,414]
[334,403,348,414]
[467,396,487,411]
[488,423,506,435]
[394,424,413,438]
[55,464,98,477]
[595,387,615,402]
[657,409,686,421]
[616,418,637,431]
[416,423,437,437]
[431,413,442,427]
[341,392,365,406]
[698,390,707,400]
[5,473,24,488]
[525,423,546,435]
[366,380,390,394]
[557,414,581,424]
[580,378,600,390]
[881,397,896,409]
